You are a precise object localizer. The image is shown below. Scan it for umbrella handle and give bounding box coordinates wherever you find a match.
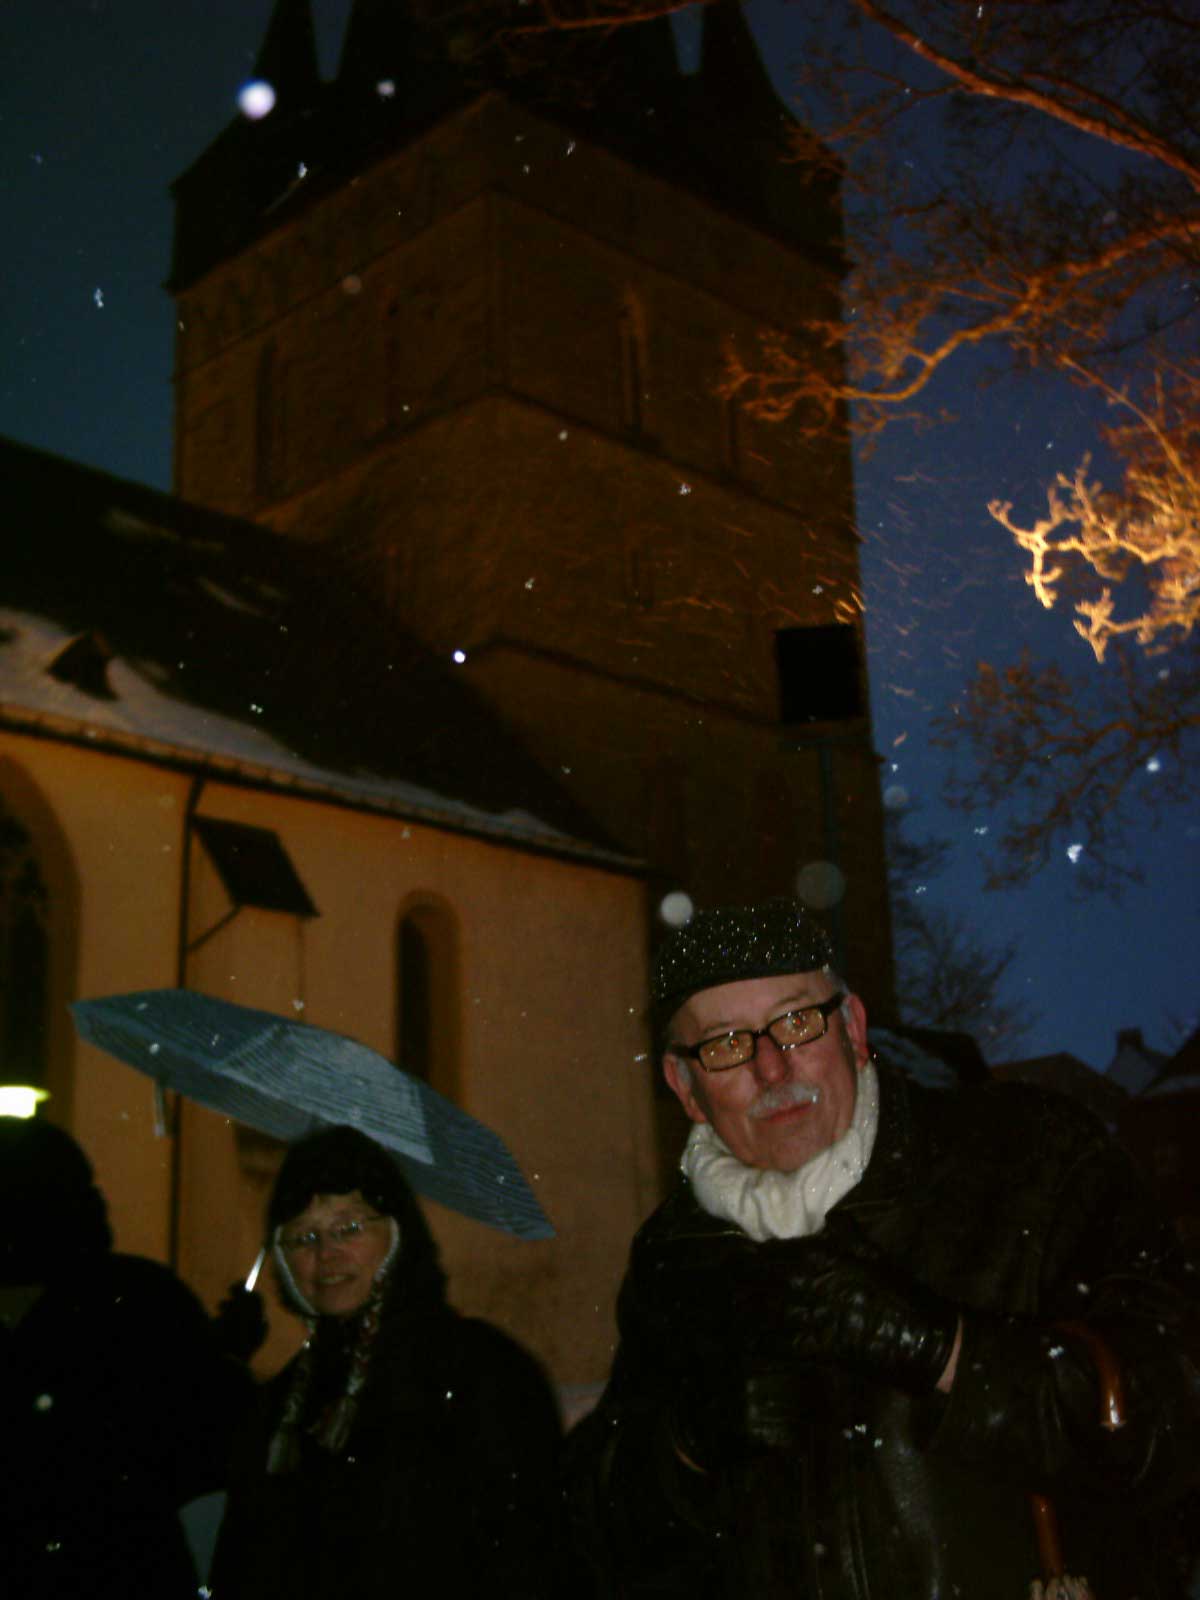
[1053,1320,1127,1431]
[1029,1323,1126,1585]
[244,1247,267,1293]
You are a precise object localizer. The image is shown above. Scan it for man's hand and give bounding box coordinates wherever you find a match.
[740,1232,960,1394]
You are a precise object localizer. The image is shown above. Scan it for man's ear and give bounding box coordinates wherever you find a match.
[663,1053,709,1125]
[842,992,870,1070]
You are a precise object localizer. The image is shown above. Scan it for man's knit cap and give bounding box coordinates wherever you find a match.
[651,897,833,1036]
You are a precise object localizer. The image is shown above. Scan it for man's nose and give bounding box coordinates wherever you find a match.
[749,1031,790,1083]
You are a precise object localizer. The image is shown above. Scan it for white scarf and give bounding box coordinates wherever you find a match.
[681,1061,879,1242]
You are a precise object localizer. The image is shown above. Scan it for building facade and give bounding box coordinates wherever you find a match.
[0,441,656,1386]
[168,0,896,1014]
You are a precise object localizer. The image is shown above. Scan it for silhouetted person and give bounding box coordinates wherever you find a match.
[0,1117,253,1600]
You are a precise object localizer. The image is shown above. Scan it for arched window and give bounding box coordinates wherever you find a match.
[618,294,649,436]
[0,805,49,1090]
[255,339,286,499]
[395,899,459,1101]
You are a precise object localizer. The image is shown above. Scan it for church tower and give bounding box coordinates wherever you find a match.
[168,0,895,1013]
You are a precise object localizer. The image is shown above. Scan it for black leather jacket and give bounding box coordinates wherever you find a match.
[567,1065,1200,1598]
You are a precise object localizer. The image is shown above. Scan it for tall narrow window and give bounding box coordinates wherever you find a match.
[255,340,286,499]
[618,295,649,436]
[775,624,864,725]
[399,915,433,1080]
[382,298,405,432]
[396,899,459,1100]
[0,806,49,1091]
[724,394,742,474]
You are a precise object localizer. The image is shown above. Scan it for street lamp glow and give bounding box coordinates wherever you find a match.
[0,1085,50,1119]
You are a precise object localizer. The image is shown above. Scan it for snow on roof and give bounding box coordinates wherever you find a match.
[1144,1074,1200,1100]
[0,607,633,867]
[869,1027,959,1090]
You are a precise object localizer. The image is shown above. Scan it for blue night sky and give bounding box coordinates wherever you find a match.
[2,0,1196,1071]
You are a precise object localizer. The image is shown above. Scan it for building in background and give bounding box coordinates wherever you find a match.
[1107,1026,1170,1098]
[991,1051,1129,1130]
[1116,1028,1200,1254]
[168,0,894,1014]
[0,438,657,1384]
[992,1025,1200,1256]
[0,0,898,1388]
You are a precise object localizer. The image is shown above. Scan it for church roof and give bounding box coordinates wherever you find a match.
[254,0,320,109]
[169,0,841,290]
[990,1051,1129,1124]
[0,436,632,868]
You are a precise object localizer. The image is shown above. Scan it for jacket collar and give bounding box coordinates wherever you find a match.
[833,1057,927,1219]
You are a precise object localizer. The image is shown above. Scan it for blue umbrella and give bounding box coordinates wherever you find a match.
[70,988,554,1240]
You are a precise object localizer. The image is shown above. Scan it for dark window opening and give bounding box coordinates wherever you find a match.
[193,817,318,917]
[255,341,285,499]
[0,809,49,1088]
[395,901,458,1099]
[399,916,433,1081]
[775,624,864,724]
[619,301,646,435]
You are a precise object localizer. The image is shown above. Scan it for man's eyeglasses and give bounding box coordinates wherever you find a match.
[670,993,845,1073]
[278,1215,384,1256]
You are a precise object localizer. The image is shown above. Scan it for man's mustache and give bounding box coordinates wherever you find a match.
[749,1082,822,1119]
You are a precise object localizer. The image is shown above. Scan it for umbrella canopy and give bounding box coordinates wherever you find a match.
[70,989,553,1240]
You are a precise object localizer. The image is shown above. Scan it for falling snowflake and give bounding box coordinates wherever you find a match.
[238,80,276,120]
[796,860,846,910]
[452,649,466,664]
[93,287,104,309]
[659,891,694,928]
[376,79,396,98]
[1066,842,1083,863]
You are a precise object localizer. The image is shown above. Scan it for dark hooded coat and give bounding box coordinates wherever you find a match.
[566,1063,1200,1599]
[208,1127,564,1599]
[0,1120,251,1600]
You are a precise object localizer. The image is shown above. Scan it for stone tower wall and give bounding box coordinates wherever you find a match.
[171,91,894,1015]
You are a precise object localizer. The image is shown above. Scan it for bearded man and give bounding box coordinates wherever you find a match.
[566,898,1200,1599]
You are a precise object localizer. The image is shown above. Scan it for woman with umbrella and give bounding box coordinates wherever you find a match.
[209,1124,565,1598]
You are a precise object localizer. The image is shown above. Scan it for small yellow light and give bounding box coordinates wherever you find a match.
[0,1086,50,1119]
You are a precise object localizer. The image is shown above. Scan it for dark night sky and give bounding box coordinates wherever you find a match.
[2,0,1196,1071]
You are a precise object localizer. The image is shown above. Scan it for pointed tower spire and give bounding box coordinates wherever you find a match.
[698,0,787,130]
[338,0,413,87]
[253,0,320,109]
